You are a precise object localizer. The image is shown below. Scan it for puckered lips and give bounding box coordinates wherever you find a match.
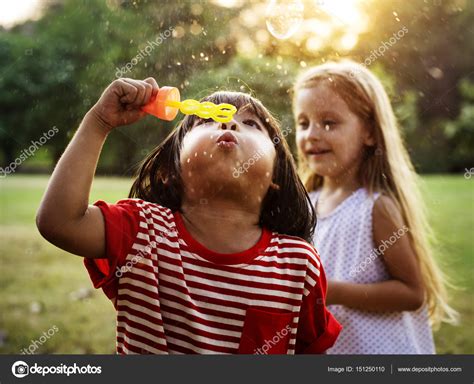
[216,131,238,149]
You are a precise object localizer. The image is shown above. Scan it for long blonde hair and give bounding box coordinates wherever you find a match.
[293,60,458,328]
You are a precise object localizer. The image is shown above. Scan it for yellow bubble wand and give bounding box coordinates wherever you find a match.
[142,86,237,123]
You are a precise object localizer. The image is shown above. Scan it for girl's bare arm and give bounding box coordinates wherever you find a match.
[36,78,158,258]
[326,196,425,312]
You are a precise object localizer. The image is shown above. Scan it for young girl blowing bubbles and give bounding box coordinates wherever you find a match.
[293,61,458,354]
[36,77,341,354]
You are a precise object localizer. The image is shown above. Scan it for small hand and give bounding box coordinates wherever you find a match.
[89,77,159,133]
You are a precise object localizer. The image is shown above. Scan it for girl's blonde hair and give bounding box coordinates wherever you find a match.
[293,60,458,328]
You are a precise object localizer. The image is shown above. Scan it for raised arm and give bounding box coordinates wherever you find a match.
[36,78,158,258]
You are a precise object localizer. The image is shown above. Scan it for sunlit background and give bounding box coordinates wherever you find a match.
[0,0,371,51]
[0,0,473,355]
[0,0,42,28]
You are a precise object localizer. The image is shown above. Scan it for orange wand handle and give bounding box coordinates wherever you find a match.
[141,86,181,121]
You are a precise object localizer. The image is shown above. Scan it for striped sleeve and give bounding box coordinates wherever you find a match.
[295,252,342,354]
[83,199,142,304]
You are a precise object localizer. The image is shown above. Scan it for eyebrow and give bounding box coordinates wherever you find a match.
[237,102,254,114]
[296,110,343,119]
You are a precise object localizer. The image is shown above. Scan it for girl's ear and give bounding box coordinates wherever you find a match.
[364,135,376,146]
[270,181,280,190]
[363,125,376,146]
[161,172,169,185]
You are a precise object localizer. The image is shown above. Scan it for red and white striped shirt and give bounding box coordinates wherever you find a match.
[84,199,341,354]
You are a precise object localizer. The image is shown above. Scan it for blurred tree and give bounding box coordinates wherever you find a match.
[1,0,473,174]
[443,79,474,171]
[184,54,300,150]
[106,0,240,174]
[0,32,37,166]
[355,0,474,172]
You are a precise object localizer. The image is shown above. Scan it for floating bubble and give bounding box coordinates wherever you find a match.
[265,0,304,40]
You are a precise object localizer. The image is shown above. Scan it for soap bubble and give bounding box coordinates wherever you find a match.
[265,0,304,40]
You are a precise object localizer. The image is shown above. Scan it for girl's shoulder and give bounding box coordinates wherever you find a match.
[274,232,322,265]
[372,193,405,229]
[99,198,175,227]
[308,187,380,200]
[348,189,403,224]
[113,198,172,214]
[309,187,381,219]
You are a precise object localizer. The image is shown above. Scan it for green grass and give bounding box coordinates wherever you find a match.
[0,174,472,354]
[0,175,128,354]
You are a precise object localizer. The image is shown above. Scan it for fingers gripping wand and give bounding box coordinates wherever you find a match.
[142,86,237,123]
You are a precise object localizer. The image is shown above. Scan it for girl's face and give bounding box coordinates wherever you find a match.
[180,107,276,195]
[294,83,374,179]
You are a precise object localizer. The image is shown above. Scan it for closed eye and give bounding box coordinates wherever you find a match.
[243,119,261,130]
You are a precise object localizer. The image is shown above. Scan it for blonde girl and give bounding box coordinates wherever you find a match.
[293,60,457,354]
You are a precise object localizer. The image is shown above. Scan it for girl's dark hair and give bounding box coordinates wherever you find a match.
[129,91,316,243]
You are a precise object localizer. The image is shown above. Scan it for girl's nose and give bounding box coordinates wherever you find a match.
[307,122,322,140]
[220,122,238,131]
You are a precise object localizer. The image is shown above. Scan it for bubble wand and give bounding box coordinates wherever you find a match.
[142,86,237,123]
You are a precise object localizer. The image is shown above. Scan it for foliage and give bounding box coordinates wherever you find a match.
[0,0,473,173]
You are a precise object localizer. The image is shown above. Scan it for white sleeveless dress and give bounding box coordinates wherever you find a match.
[309,188,435,354]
